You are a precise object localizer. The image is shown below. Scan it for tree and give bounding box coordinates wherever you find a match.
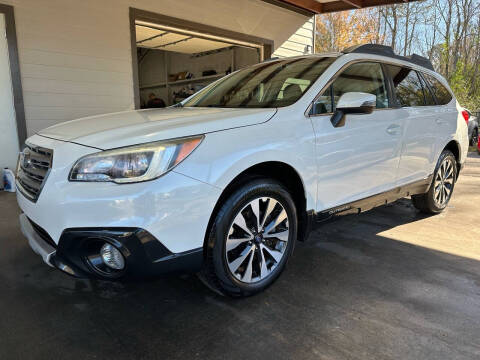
[315,0,480,110]
[315,9,382,52]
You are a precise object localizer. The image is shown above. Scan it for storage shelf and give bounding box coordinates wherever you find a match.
[139,74,225,90]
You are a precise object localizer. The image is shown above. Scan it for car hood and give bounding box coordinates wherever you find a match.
[38,107,277,149]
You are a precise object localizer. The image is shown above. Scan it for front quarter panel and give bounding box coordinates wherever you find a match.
[173,108,317,212]
[17,135,222,254]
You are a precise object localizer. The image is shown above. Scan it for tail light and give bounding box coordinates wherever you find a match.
[461,110,469,125]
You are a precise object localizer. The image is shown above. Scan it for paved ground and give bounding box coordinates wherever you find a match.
[1,153,480,360]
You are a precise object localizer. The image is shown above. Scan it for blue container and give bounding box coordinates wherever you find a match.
[3,168,15,192]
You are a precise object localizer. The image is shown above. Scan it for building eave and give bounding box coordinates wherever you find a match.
[263,0,416,15]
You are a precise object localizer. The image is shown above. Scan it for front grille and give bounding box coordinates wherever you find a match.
[16,144,53,202]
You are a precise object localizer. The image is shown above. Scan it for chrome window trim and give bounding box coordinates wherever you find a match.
[308,107,396,119]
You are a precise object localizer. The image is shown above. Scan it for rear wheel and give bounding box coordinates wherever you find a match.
[201,178,297,297]
[411,150,457,214]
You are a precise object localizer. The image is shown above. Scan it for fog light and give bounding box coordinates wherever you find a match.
[100,243,125,270]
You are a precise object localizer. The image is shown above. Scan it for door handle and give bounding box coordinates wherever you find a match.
[386,124,401,135]
[435,119,446,125]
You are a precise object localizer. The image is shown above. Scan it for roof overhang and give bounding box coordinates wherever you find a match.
[264,0,418,15]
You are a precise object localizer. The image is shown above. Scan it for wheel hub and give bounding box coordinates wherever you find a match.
[225,196,290,284]
[434,157,454,207]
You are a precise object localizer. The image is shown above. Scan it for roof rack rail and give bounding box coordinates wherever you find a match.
[261,56,280,63]
[342,44,434,71]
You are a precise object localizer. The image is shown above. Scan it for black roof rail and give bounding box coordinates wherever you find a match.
[342,44,434,71]
[261,57,280,63]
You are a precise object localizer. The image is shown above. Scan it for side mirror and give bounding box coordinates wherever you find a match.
[331,92,376,128]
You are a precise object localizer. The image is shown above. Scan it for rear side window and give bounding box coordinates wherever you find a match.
[418,74,436,105]
[386,65,424,107]
[422,73,453,105]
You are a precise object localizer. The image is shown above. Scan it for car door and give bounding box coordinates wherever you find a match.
[309,61,404,210]
[384,65,439,185]
[421,72,457,165]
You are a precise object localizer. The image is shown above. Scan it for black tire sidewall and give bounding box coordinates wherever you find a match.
[209,179,297,296]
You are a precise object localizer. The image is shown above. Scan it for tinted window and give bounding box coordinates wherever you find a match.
[312,85,333,114]
[422,73,453,105]
[332,62,388,110]
[311,62,389,115]
[277,78,311,100]
[418,74,436,105]
[183,56,336,108]
[386,65,424,107]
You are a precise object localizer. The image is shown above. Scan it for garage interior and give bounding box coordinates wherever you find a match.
[135,22,262,107]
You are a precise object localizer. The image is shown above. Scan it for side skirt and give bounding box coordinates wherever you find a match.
[303,175,433,237]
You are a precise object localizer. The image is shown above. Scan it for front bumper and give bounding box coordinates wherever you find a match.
[20,214,56,267]
[20,213,203,279]
[16,134,222,255]
[17,134,221,278]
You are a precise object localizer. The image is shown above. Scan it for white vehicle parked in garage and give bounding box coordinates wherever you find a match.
[17,44,468,297]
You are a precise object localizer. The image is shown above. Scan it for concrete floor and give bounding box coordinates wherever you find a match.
[1,154,480,360]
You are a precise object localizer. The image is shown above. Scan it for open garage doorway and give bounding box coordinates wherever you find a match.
[130,9,273,109]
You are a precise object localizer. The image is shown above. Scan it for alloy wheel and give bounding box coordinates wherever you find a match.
[433,157,455,207]
[225,197,290,283]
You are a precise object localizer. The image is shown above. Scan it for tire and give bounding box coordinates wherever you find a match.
[200,178,297,297]
[470,128,478,146]
[411,150,457,214]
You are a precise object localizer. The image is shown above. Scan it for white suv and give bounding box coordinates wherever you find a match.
[17,44,468,297]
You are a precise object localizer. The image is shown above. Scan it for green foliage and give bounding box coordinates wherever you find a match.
[448,61,480,110]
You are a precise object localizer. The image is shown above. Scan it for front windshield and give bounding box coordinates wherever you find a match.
[183,56,336,108]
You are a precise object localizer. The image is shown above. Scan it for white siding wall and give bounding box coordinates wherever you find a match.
[273,17,315,58]
[1,0,311,136]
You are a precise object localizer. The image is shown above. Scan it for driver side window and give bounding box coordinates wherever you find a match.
[313,62,389,115]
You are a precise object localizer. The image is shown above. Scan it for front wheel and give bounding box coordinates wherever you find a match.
[411,150,457,214]
[201,178,297,297]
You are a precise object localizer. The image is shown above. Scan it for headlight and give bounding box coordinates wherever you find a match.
[69,136,203,183]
